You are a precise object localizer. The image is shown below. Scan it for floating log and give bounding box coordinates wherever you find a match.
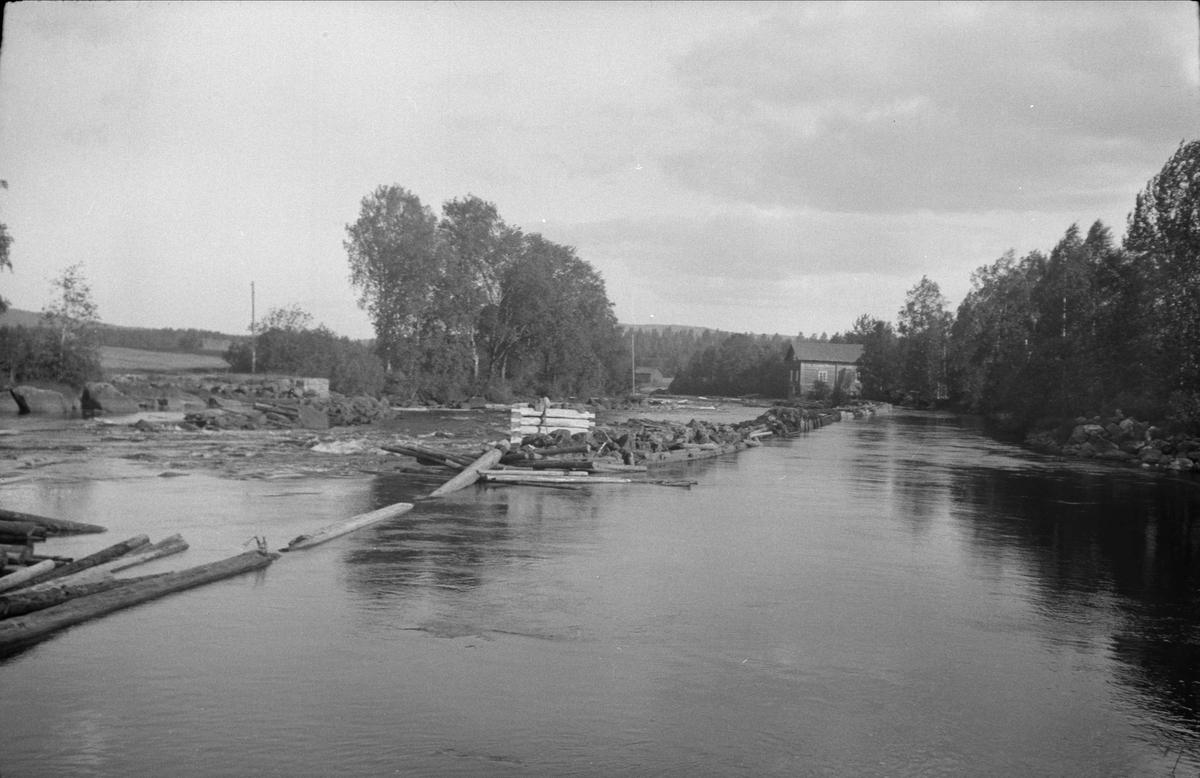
[0,559,55,593]
[0,508,107,535]
[14,534,150,590]
[0,573,167,619]
[425,448,504,499]
[381,444,469,470]
[0,550,278,650]
[639,441,746,467]
[24,535,186,592]
[504,459,596,471]
[0,520,45,540]
[590,463,649,473]
[281,502,415,551]
[0,543,33,564]
[481,473,632,485]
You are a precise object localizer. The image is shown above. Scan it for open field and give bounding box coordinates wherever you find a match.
[99,346,229,373]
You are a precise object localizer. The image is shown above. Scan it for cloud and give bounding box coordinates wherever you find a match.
[657,2,1199,214]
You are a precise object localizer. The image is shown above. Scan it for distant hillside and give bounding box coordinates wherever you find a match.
[0,308,241,353]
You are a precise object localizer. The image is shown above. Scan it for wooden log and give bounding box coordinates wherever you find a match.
[0,520,45,539]
[590,463,649,473]
[0,508,107,535]
[0,543,32,564]
[13,534,150,591]
[425,448,504,499]
[0,573,168,619]
[482,473,632,485]
[505,459,596,471]
[0,559,56,594]
[381,444,469,469]
[281,502,415,551]
[0,550,279,650]
[25,535,187,592]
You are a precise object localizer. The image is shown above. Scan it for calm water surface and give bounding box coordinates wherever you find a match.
[3,410,1200,776]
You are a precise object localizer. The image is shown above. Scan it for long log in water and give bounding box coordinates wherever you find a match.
[0,520,45,540]
[0,550,279,649]
[0,573,168,619]
[0,559,55,594]
[22,535,185,593]
[13,535,150,591]
[281,502,415,552]
[425,448,504,499]
[481,473,633,485]
[0,508,107,535]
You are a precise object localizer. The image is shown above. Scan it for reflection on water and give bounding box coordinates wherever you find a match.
[2,409,1200,776]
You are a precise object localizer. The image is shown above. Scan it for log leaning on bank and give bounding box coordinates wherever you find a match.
[281,502,415,552]
[0,550,278,650]
[0,508,107,535]
[425,448,504,499]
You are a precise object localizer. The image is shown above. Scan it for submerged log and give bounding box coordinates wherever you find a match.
[0,550,279,649]
[425,448,504,499]
[0,573,168,619]
[0,508,107,535]
[13,534,150,591]
[281,502,415,551]
[381,444,469,470]
[0,559,56,593]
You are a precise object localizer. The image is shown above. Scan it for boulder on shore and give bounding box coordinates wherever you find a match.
[10,386,71,415]
[82,382,141,415]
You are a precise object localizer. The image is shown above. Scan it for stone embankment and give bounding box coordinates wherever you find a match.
[7,375,389,431]
[1026,412,1200,473]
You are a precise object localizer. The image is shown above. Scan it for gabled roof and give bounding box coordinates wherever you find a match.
[783,341,864,364]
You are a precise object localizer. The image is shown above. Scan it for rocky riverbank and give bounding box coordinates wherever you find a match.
[1025,412,1200,473]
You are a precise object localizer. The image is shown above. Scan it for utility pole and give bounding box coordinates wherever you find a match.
[630,327,636,393]
[250,281,257,375]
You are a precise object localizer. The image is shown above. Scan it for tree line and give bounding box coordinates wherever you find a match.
[846,140,1200,434]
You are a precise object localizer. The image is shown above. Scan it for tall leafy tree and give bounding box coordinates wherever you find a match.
[345,185,441,382]
[845,314,901,399]
[1125,140,1200,394]
[897,276,953,403]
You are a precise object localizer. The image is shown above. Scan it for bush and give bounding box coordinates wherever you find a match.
[225,327,386,396]
[807,379,831,403]
[0,325,101,386]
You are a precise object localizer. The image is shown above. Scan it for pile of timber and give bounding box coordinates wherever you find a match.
[510,401,594,443]
[0,527,278,650]
[0,508,108,592]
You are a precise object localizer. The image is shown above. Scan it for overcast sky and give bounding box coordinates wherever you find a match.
[1,1,1196,340]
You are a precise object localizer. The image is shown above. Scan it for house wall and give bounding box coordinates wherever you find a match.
[786,361,859,397]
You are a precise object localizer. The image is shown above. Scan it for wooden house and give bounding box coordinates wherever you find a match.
[783,342,864,399]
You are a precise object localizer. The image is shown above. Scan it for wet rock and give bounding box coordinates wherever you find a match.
[10,386,71,415]
[1139,448,1163,465]
[82,382,141,415]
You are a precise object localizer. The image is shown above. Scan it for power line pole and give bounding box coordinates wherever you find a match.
[250,281,257,375]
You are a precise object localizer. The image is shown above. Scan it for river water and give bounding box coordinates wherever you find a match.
[3,409,1200,776]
